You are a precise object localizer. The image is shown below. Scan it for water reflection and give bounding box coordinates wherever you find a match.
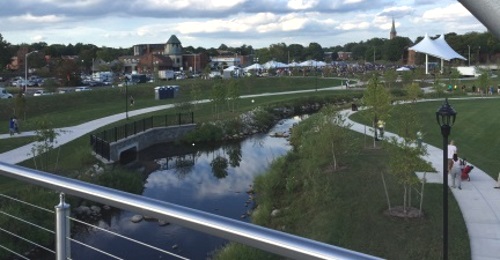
[71,116,307,259]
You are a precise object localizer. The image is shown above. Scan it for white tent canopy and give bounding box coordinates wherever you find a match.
[223,65,240,72]
[243,63,264,71]
[409,34,466,74]
[263,60,288,69]
[298,60,327,67]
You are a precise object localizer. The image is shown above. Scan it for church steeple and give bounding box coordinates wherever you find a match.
[390,18,397,39]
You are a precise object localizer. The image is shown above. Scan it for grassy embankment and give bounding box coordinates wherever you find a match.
[1,75,495,259]
[216,100,481,259]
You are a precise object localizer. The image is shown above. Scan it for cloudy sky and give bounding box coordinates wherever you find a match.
[0,0,486,49]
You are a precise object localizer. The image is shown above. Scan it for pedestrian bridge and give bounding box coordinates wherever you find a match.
[90,113,195,163]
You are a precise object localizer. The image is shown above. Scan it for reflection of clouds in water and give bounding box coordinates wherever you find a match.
[143,117,300,204]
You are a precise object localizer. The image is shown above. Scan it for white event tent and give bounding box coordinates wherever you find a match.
[243,63,264,71]
[262,60,288,69]
[409,34,466,74]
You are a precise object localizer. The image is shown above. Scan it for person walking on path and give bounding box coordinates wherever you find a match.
[495,172,500,189]
[8,117,15,136]
[130,96,135,106]
[12,116,19,134]
[450,151,462,189]
[448,140,457,172]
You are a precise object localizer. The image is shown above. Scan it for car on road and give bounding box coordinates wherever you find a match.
[0,87,13,99]
[75,87,91,92]
[33,90,45,96]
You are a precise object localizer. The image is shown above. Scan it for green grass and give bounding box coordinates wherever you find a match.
[0,77,342,134]
[217,132,469,259]
[351,97,500,179]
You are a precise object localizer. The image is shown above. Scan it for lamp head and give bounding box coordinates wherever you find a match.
[436,98,457,127]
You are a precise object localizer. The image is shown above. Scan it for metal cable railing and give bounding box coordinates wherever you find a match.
[0,194,187,259]
[0,161,383,260]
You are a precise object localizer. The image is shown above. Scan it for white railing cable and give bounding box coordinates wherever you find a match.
[0,226,55,255]
[0,162,382,260]
[0,210,54,234]
[69,217,190,260]
[0,193,54,214]
[0,243,30,260]
[68,238,124,260]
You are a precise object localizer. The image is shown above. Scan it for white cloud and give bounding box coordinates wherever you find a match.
[335,21,370,31]
[421,3,472,22]
[287,0,320,10]
[142,0,247,11]
[8,13,65,23]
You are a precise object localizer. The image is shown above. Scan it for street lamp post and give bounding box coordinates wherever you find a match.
[467,45,471,66]
[24,50,38,93]
[436,98,457,260]
[125,77,129,120]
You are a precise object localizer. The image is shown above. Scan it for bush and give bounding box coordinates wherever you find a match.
[182,122,224,143]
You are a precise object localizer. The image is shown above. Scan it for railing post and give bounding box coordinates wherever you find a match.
[55,193,71,260]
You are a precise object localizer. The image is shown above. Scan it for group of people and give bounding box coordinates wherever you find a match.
[447,140,464,189]
[8,116,20,136]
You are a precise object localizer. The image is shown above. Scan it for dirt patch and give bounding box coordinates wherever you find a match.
[384,206,424,218]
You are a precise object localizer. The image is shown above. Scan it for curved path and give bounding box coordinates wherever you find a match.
[343,107,500,260]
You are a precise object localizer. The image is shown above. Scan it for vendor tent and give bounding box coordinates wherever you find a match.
[298,60,326,67]
[263,60,288,69]
[243,63,264,71]
[223,65,239,71]
[409,34,466,74]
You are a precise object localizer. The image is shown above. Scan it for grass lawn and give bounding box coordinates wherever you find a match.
[217,133,469,260]
[351,96,500,179]
[0,77,342,134]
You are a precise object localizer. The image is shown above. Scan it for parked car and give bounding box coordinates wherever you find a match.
[33,90,45,96]
[75,87,91,92]
[0,87,13,99]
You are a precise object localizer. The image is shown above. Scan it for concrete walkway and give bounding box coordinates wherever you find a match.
[0,104,174,164]
[343,109,500,260]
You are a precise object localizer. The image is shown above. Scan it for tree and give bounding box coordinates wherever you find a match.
[305,42,324,61]
[211,82,227,119]
[362,75,392,146]
[289,106,360,172]
[400,71,414,86]
[406,82,422,103]
[383,69,398,88]
[477,71,490,93]
[0,33,14,69]
[268,43,288,62]
[226,80,240,112]
[28,118,62,171]
[383,37,413,62]
[287,44,305,62]
[189,82,202,109]
[384,102,429,216]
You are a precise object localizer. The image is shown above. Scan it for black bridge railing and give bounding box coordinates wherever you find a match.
[90,112,194,160]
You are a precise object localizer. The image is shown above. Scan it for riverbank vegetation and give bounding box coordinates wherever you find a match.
[216,104,470,260]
